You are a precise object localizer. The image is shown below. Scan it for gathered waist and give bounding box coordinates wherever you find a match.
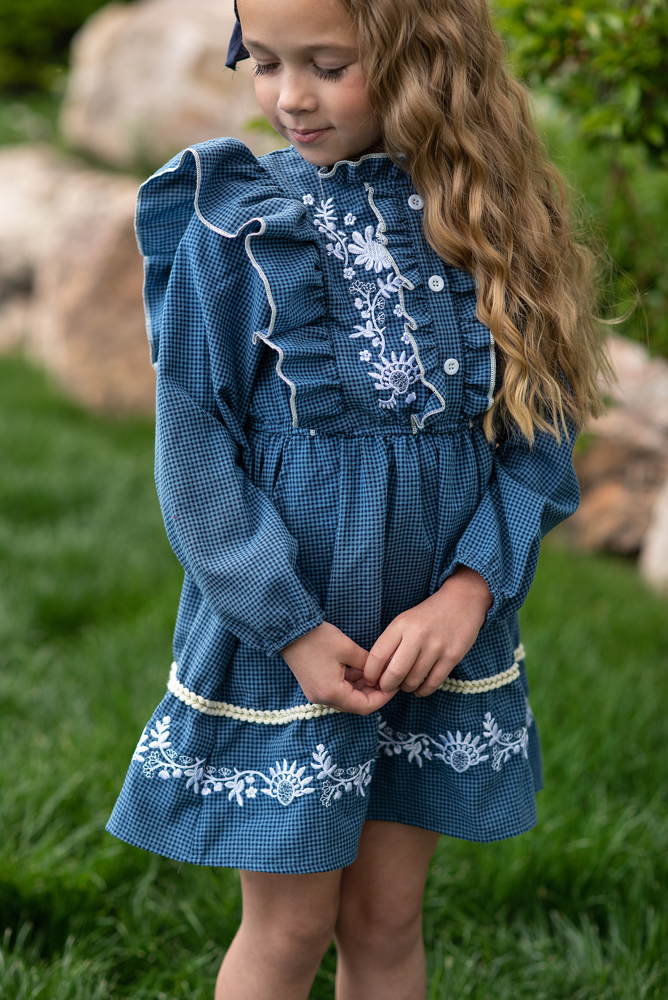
[245,417,482,440]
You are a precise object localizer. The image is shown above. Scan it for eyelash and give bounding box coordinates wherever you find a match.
[252,63,347,81]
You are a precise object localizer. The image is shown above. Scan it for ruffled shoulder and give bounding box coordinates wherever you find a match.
[137,138,341,429]
[446,267,496,418]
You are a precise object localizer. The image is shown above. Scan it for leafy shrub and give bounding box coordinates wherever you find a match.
[0,0,126,93]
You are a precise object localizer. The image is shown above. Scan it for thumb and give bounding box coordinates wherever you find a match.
[339,638,368,673]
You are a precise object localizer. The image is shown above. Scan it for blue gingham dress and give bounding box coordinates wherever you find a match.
[107,139,579,873]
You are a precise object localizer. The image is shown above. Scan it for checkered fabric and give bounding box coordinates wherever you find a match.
[107,140,579,871]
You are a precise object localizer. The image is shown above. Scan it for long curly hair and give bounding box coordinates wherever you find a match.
[340,0,606,442]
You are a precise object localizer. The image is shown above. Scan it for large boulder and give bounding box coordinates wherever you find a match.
[30,170,153,413]
[60,0,284,170]
[569,336,668,566]
[0,145,153,413]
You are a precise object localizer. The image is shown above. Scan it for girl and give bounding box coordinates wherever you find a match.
[107,0,604,996]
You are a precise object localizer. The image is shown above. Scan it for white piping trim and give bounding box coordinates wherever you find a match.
[136,146,299,427]
[166,646,526,723]
[317,152,390,179]
[488,332,496,410]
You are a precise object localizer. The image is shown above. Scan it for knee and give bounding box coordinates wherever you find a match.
[256,908,336,968]
[337,897,423,958]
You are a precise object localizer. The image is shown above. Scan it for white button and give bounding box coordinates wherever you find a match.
[309,428,316,436]
[408,194,423,211]
[428,275,445,292]
[444,358,460,375]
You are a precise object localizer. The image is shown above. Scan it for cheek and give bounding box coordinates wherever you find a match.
[253,78,280,123]
[335,77,377,131]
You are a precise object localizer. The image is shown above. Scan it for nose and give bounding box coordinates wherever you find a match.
[277,71,318,118]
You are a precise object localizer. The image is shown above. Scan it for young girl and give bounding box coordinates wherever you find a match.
[107,0,603,995]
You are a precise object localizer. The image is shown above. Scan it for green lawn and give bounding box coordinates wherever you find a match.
[0,355,666,999]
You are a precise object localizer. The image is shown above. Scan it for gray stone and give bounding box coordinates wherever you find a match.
[60,0,285,170]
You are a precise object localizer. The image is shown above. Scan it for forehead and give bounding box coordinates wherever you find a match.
[238,0,356,47]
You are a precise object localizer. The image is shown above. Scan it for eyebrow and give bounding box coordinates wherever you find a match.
[243,39,356,54]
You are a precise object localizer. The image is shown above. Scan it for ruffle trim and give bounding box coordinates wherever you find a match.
[446,268,496,418]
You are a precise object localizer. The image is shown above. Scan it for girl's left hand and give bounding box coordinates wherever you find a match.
[363,566,493,696]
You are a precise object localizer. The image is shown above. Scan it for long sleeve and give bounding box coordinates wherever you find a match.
[440,423,580,622]
[139,140,327,656]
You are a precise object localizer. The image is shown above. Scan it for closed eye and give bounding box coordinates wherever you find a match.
[253,62,280,77]
[313,65,347,82]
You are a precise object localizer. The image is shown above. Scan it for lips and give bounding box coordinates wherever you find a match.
[287,127,333,144]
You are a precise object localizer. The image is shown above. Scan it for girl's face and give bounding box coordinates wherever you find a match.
[237,0,382,166]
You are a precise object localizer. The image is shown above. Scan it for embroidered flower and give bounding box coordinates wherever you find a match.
[378,709,532,774]
[302,193,314,205]
[312,745,374,807]
[266,760,314,806]
[133,724,371,809]
[368,350,420,409]
[307,192,430,413]
[348,226,392,272]
[435,731,489,772]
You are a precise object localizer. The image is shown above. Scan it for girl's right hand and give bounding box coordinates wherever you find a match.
[280,621,395,716]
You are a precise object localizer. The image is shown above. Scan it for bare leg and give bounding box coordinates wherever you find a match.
[334,820,440,1000]
[215,868,341,1000]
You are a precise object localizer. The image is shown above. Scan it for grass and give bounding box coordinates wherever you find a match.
[0,354,666,998]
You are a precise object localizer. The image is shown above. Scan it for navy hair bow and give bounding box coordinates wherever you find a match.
[226,0,251,70]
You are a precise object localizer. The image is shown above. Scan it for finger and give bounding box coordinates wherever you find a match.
[364,626,402,685]
[335,684,396,716]
[399,651,438,693]
[414,658,456,698]
[344,666,365,684]
[378,639,422,693]
[322,673,395,715]
[340,639,369,673]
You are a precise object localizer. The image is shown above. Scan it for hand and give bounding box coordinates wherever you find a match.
[363,566,493,697]
[281,621,395,716]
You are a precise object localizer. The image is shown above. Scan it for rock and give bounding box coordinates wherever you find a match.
[0,144,153,413]
[30,170,154,413]
[640,478,668,591]
[0,144,71,305]
[568,336,668,557]
[570,440,668,554]
[60,0,284,171]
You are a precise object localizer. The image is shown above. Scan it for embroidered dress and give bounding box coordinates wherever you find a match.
[107,140,579,873]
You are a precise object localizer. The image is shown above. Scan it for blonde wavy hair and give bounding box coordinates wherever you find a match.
[340,0,606,442]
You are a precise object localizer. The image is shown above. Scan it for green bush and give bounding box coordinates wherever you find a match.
[496,0,668,356]
[0,0,125,93]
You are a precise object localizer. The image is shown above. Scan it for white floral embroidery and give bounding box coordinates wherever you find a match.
[348,225,393,272]
[302,193,315,205]
[134,718,374,808]
[308,191,425,411]
[378,710,531,774]
[312,743,374,806]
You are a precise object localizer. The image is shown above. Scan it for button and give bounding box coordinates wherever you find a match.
[309,428,316,436]
[444,358,460,375]
[408,194,423,211]
[428,275,445,292]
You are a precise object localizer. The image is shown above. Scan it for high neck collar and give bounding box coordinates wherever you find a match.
[309,151,402,186]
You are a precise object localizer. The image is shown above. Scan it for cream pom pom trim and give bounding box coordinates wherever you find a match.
[166,645,525,725]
